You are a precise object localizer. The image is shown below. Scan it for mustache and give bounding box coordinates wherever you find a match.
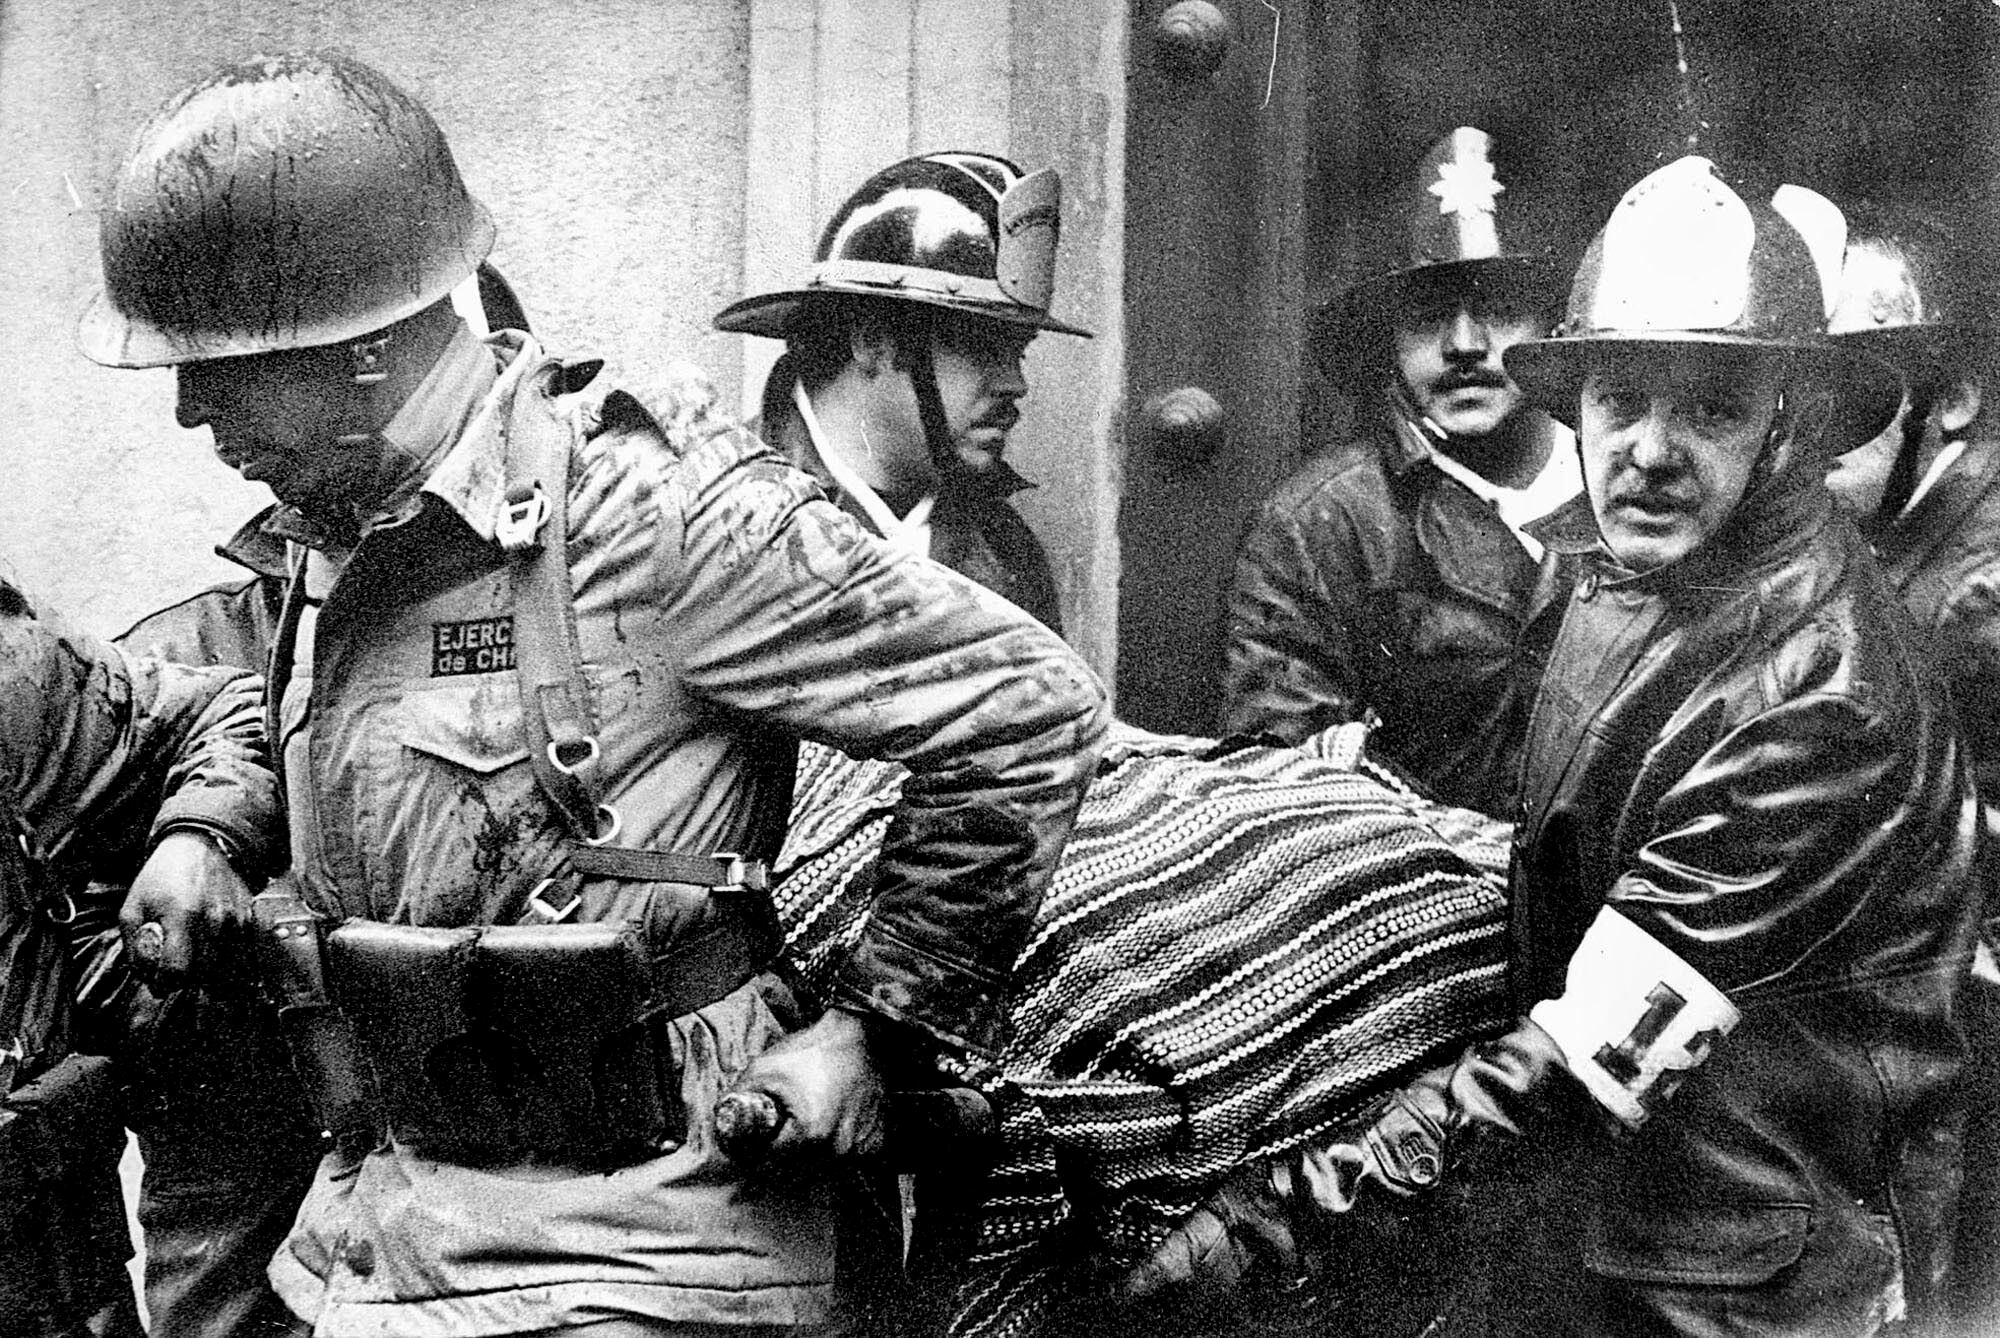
[1611,483,1696,510]
[1434,367,1509,391]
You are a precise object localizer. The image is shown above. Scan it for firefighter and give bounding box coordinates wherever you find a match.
[1129,156,1975,1336]
[714,152,1087,633]
[1221,126,1586,818]
[85,52,1107,1337]
[1820,205,2000,1331]
[1823,205,2000,799]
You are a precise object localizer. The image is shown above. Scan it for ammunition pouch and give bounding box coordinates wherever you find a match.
[0,1054,133,1332]
[310,898,773,1169]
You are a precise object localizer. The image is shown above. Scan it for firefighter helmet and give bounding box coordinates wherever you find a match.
[1505,156,1899,451]
[714,151,1091,339]
[79,51,494,368]
[1829,205,1995,382]
[1311,126,1562,373]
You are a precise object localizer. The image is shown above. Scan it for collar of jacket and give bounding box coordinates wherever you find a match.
[1876,435,2000,584]
[217,505,293,579]
[1524,491,1599,553]
[1379,390,1441,477]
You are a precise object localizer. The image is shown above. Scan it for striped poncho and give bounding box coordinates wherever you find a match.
[774,723,1513,1338]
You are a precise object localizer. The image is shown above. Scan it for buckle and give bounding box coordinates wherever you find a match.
[526,878,581,923]
[585,804,624,847]
[350,333,393,387]
[496,483,551,553]
[713,851,769,893]
[546,737,600,775]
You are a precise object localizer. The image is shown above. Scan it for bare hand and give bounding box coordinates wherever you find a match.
[714,1007,887,1161]
[118,830,253,992]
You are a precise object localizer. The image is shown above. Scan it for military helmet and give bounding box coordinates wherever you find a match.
[79,52,494,368]
[713,151,1091,339]
[1504,156,1900,451]
[1829,205,1996,382]
[1310,126,1562,372]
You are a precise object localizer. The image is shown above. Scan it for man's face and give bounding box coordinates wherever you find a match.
[176,344,377,514]
[1578,349,1785,572]
[1823,395,1910,525]
[1391,273,1544,440]
[872,317,1035,496]
[930,318,1035,479]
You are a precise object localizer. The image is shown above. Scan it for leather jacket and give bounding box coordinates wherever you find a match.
[1508,466,1982,1333]
[1873,435,2000,807]
[1222,404,1583,816]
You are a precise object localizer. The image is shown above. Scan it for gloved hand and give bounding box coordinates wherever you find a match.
[716,1005,888,1160]
[1123,1020,1578,1303]
[117,829,253,993]
[1120,1158,1305,1303]
[1123,904,1743,1306]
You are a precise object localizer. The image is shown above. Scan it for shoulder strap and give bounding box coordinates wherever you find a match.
[497,358,605,845]
[497,361,768,906]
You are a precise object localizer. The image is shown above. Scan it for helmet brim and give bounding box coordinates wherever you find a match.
[1504,332,1903,453]
[1833,324,2000,382]
[1307,254,1564,377]
[714,286,1093,341]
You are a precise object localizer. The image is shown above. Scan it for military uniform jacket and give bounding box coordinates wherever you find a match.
[1506,474,1981,1334]
[1222,403,1582,816]
[264,331,1107,1334]
[0,579,276,1082]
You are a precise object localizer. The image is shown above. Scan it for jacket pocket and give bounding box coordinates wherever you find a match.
[396,682,531,774]
[1585,1201,1811,1286]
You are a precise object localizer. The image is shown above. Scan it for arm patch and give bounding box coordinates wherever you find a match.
[1529,906,1740,1129]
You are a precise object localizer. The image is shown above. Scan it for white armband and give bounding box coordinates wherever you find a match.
[1529,906,1740,1130]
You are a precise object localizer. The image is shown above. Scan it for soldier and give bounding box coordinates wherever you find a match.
[84,52,1107,1338]
[1222,127,1585,817]
[714,152,1084,633]
[63,261,540,1338]
[1129,156,1977,1335]
[0,581,277,1337]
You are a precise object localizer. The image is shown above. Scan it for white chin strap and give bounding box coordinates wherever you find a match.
[449,272,490,337]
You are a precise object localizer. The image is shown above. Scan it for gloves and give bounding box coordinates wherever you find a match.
[117,828,254,993]
[716,1005,889,1160]
[1120,1157,1307,1304]
[1125,903,1745,1304]
[1124,1019,1579,1302]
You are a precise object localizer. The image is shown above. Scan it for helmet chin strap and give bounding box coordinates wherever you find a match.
[905,337,969,493]
[1742,389,1790,499]
[1871,385,1935,534]
[333,330,398,450]
[299,330,402,533]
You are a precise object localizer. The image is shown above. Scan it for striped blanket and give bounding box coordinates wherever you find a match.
[774,723,1514,1338]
